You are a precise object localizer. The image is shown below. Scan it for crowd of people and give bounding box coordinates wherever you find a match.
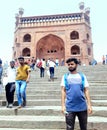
[1,57,31,109]
[0,57,63,109]
[0,57,93,130]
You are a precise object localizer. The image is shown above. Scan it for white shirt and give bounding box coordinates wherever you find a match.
[7,67,16,83]
[42,60,46,68]
[48,61,56,67]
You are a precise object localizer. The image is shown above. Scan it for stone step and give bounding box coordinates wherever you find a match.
[91,100,107,106]
[0,95,61,100]
[26,88,107,91]
[90,95,107,100]
[27,84,107,88]
[28,84,107,87]
[1,91,60,95]
[1,65,107,130]
[1,88,107,95]
[0,106,61,116]
[0,129,64,130]
[26,89,107,94]
[9,85,106,91]
[1,99,60,106]
[30,75,107,80]
[1,94,107,100]
[1,99,107,106]
[0,106,106,117]
[26,90,61,95]
[28,78,107,83]
[2,90,61,95]
[90,83,107,86]
[0,116,65,129]
[87,90,107,95]
[0,115,106,129]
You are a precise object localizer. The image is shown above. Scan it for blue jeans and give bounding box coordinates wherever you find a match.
[65,110,87,130]
[15,80,27,106]
[40,67,45,77]
[49,67,54,79]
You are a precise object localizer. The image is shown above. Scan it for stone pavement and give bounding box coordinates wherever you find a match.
[0,65,107,130]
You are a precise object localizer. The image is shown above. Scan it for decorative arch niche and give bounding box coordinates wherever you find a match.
[71,45,80,55]
[22,48,31,57]
[23,34,31,42]
[70,31,79,40]
[36,34,65,61]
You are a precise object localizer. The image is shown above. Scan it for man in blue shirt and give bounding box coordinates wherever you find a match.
[0,63,3,84]
[61,58,92,130]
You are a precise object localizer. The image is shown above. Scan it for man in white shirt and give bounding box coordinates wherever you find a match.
[48,59,56,81]
[40,58,46,77]
[5,61,16,108]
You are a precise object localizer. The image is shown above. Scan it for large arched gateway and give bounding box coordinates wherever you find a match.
[36,34,65,61]
[13,3,93,65]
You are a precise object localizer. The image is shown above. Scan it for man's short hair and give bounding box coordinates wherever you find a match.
[66,58,79,64]
[10,60,15,64]
[18,56,24,60]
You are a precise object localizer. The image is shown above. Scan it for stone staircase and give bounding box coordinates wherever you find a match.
[0,65,107,130]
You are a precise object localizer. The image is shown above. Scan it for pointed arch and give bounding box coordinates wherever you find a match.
[23,34,31,42]
[71,45,80,55]
[70,31,79,40]
[36,34,65,61]
[22,48,31,57]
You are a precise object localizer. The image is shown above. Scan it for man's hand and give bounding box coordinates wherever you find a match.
[61,105,66,115]
[88,105,92,114]
[26,79,30,83]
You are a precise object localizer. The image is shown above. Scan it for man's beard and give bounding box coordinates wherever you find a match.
[68,67,76,72]
[20,62,24,65]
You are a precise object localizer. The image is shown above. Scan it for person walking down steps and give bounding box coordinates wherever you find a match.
[15,56,31,109]
[5,61,16,108]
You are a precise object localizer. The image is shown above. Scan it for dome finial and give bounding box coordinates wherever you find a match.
[19,8,24,17]
[79,2,84,11]
[85,7,90,15]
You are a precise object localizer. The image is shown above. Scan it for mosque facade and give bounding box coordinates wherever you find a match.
[13,2,93,65]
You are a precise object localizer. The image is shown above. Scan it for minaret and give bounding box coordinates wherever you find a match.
[85,7,90,16]
[79,2,85,12]
[79,2,90,16]
[15,8,24,27]
[19,8,24,17]
[15,13,19,27]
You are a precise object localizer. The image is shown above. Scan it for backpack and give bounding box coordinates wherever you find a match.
[36,61,42,68]
[64,72,85,91]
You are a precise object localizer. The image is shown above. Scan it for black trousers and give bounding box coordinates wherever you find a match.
[65,110,87,130]
[40,67,45,77]
[49,67,54,79]
[5,82,15,104]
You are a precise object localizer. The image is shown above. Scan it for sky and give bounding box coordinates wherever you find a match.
[0,0,107,63]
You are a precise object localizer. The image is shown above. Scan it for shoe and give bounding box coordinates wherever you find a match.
[17,105,22,109]
[22,99,26,107]
[6,103,9,108]
[8,104,13,108]
[6,105,9,108]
